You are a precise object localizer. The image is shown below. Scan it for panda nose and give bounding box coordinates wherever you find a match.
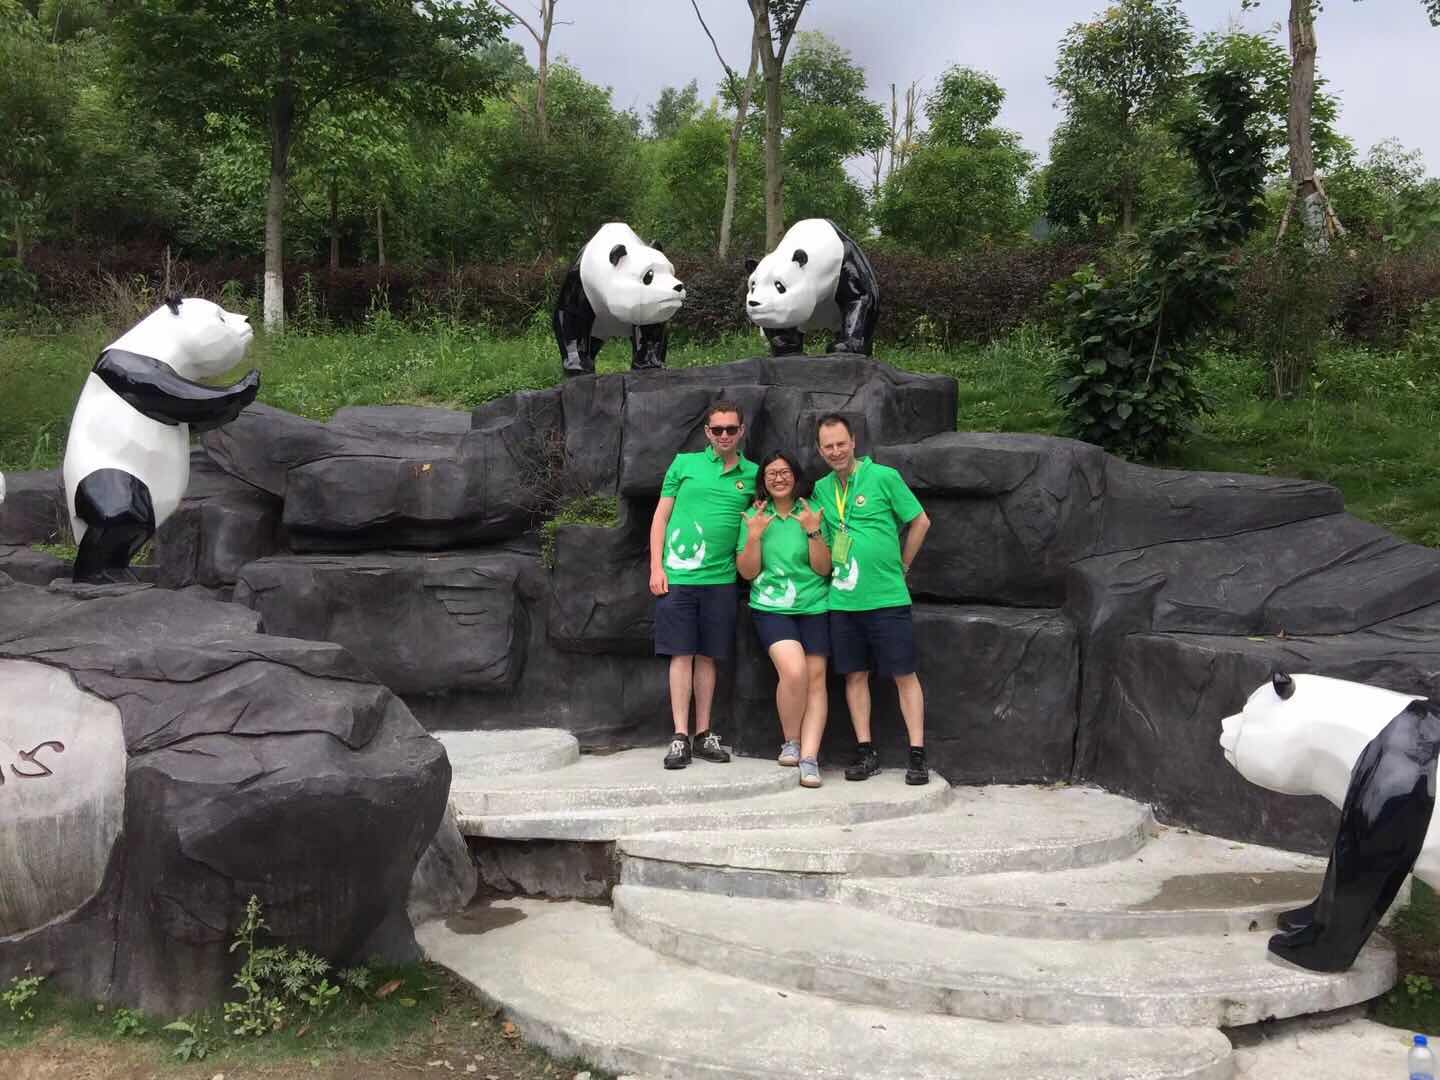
[673,282,685,293]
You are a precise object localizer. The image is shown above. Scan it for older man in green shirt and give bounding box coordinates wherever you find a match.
[812,413,933,785]
[649,400,758,770]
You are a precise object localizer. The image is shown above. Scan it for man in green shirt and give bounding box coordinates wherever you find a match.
[649,401,759,769]
[812,413,933,784]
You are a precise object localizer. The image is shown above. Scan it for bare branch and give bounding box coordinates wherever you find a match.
[494,0,541,44]
[690,0,740,95]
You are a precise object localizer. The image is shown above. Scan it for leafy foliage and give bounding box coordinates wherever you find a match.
[1,970,45,1023]
[876,67,1034,253]
[224,895,347,1038]
[1055,59,1269,458]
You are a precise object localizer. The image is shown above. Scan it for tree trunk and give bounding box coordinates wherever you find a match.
[376,203,386,269]
[719,34,759,258]
[329,176,339,270]
[264,112,292,333]
[751,2,784,247]
[1281,0,1343,248]
[1121,194,1135,235]
[13,214,24,264]
[536,0,555,142]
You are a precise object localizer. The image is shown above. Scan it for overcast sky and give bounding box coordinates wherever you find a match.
[504,0,1438,174]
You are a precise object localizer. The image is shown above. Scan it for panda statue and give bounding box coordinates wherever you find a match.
[1219,671,1440,972]
[62,295,259,584]
[744,218,880,357]
[553,222,686,376]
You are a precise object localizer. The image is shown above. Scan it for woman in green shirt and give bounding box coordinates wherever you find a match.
[736,451,832,788]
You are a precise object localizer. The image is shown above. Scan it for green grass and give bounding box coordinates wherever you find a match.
[1375,880,1440,1032]
[5,313,1440,544]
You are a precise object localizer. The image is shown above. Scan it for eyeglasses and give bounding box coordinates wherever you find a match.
[763,469,793,481]
[708,424,741,436]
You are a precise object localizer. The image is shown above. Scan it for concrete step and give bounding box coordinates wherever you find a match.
[611,885,1395,1027]
[457,767,952,841]
[450,746,795,816]
[437,728,579,777]
[838,828,1328,939]
[618,784,1151,898]
[418,898,1235,1080]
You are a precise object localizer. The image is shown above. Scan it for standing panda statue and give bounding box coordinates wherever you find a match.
[63,295,259,584]
[744,218,880,357]
[1220,671,1440,972]
[553,223,686,376]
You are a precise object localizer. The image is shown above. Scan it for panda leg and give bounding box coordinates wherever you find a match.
[72,469,156,584]
[631,323,667,370]
[829,289,878,355]
[763,327,806,357]
[553,264,598,376]
[1276,900,1317,932]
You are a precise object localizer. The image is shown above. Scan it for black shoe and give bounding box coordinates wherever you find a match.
[844,745,880,781]
[905,747,929,786]
[664,734,691,769]
[693,730,731,763]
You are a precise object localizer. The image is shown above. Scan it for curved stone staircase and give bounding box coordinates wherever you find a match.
[419,733,1397,1079]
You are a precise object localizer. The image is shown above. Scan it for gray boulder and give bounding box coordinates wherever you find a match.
[152,450,282,589]
[0,469,65,545]
[0,574,450,1014]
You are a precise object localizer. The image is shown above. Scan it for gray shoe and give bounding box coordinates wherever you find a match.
[798,756,822,788]
[778,739,801,767]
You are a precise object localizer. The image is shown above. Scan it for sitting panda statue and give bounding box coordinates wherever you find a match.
[1220,671,1440,972]
[745,218,880,357]
[553,222,686,376]
[63,295,259,584]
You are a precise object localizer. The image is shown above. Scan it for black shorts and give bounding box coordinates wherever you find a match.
[751,610,831,655]
[653,583,738,659]
[830,606,917,676]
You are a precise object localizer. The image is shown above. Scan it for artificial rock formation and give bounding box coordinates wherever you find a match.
[173,354,1440,851]
[0,574,457,1014]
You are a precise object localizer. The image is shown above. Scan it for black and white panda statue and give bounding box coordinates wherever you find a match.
[553,223,686,376]
[1220,671,1440,972]
[62,295,259,584]
[744,217,880,357]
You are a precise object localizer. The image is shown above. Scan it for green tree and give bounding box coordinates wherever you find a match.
[111,0,506,331]
[641,108,765,252]
[649,80,702,139]
[476,61,642,256]
[0,5,76,262]
[876,67,1033,253]
[1048,0,1193,235]
[747,0,809,246]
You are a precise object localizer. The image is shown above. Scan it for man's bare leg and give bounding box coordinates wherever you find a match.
[669,654,694,734]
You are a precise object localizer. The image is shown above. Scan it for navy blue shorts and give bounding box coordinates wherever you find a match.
[830,606,917,676]
[653,583,738,659]
[752,610,831,655]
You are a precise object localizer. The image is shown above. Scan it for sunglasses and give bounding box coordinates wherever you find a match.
[708,424,741,436]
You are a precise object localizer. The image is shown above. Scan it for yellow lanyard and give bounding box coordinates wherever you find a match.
[833,461,861,528]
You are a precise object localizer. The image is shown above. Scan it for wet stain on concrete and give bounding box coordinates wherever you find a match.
[1132,870,1323,911]
[446,899,528,935]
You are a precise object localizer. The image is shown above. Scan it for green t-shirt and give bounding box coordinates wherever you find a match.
[813,457,925,611]
[659,446,758,585]
[735,505,829,615]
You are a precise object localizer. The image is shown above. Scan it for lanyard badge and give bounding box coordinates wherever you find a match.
[830,462,860,564]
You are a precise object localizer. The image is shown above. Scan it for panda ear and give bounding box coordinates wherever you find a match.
[164,292,182,315]
[744,258,758,274]
[651,241,664,254]
[1272,671,1295,700]
[791,249,808,269]
[608,244,627,267]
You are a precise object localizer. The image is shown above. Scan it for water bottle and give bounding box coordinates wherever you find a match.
[1411,1034,1436,1080]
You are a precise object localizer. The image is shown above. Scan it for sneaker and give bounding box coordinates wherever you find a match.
[664,734,691,770]
[693,730,731,763]
[844,745,880,782]
[905,747,930,786]
[798,756,822,788]
[777,739,801,767]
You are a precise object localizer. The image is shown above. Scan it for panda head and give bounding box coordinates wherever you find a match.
[1220,671,1421,796]
[745,247,818,329]
[117,295,254,378]
[600,240,685,326]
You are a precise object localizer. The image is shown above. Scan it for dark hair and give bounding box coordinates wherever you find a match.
[815,413,852,438]
[755,450,810,504]
[707,399,744,425]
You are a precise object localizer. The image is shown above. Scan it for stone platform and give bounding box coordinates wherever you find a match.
[424,738,1404,1079]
